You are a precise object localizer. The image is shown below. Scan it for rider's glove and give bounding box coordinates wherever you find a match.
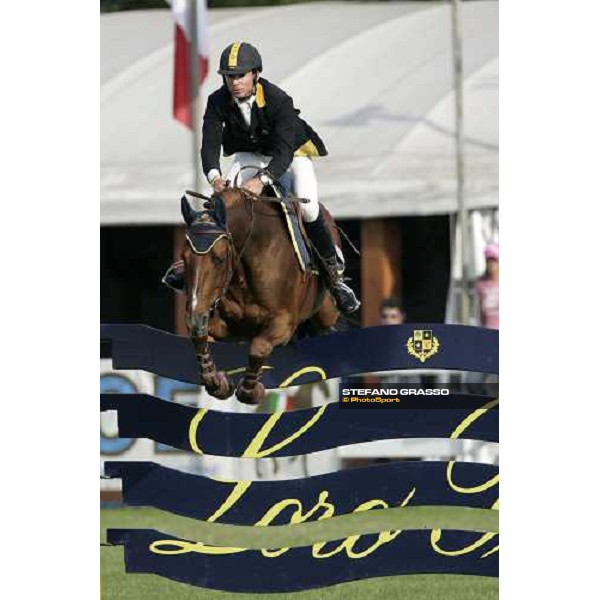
[207,169,222,187]
[258,169,274,187]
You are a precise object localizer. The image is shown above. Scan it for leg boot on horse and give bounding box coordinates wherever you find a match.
[235,314,295,405]
[186,311,233,400]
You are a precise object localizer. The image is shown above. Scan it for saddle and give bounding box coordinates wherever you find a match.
[265,175,315,274]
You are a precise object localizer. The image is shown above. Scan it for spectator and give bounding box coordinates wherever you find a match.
[475,244,499,329]
[470,243,499,396]
[379,297,406,326]
[377,298,422,385]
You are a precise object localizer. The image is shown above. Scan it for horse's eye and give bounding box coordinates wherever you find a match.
[212,254,225,266]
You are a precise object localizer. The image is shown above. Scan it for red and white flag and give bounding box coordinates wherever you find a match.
[172,0,209,129]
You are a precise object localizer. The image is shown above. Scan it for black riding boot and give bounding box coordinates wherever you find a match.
[305,213,361,314]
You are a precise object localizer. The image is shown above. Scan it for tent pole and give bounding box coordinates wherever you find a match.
[189,0,201,192]
[451,0,469,324]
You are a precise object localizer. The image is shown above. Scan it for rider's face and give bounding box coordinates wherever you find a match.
[225,71,255,99]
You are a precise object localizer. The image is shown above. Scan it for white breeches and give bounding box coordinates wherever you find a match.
[225,152,320,223]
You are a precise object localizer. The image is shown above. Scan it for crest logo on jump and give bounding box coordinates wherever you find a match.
[406,329,440,363]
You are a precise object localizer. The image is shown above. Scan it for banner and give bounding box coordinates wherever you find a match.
[105,460,498,523]
[107,528,499,592]
[101,393,499,457]
[101,362,341,487]
[101,323,499,388]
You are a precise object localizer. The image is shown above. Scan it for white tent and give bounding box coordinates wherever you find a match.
[101,1,498,224]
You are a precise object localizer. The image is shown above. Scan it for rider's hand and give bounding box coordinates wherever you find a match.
[212,177,227,194]
[242,177,264,196]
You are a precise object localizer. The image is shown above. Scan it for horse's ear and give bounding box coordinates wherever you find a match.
[181,195,199,226]
[213,196,227,230]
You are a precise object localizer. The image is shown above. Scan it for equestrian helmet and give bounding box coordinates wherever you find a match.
[218,42,263,75]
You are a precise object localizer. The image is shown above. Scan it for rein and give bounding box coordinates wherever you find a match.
[234,165,310,204]
[235,189,256,268]
[215,233,235,311]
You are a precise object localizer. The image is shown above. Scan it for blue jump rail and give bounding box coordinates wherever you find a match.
[100,323,498,388]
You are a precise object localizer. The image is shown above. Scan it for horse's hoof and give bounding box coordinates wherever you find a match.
[236,381,265,405]
[204,371,233,400]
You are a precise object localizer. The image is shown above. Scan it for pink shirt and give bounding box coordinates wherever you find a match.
[476,278,499,329]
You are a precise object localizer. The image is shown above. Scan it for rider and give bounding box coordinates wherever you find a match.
[200,41,360,315]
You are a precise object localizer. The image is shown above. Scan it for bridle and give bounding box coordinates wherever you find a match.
[184,187,257,321]
[182,186,258,378]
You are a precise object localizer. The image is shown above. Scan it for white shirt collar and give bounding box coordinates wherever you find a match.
[234,95,255,126]
[234,94,255,107]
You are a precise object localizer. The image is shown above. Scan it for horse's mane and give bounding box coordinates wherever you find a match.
[221,188,286,219]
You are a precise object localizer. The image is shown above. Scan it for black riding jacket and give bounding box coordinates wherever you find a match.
[201,78,328,181]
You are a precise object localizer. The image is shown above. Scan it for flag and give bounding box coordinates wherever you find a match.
[172,0,209,129]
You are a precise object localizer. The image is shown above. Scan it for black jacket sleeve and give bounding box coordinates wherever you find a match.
[201,94,224,177]
[266,95,297,180]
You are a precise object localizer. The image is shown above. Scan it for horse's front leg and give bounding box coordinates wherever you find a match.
[188,311,233,400]
[236,316,294,405]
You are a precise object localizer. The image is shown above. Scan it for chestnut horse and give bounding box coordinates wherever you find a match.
[181,188,340,404]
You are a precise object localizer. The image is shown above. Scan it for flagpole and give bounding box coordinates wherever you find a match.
[451,0,469,324]
[189,0,201,193]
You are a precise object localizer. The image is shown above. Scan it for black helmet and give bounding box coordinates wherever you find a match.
[218,42,262,75]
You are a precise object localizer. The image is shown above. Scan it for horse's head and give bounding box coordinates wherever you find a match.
[181,194,231,338]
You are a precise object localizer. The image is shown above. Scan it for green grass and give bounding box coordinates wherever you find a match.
[101,507,498,600]
[101,506,498,548]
